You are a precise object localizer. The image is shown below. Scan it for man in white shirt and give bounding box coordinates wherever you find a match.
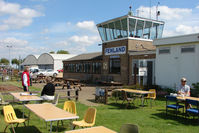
[178,77,190,96]
[21,67,30,92]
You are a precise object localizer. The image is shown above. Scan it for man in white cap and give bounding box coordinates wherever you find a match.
[178,77,190,96]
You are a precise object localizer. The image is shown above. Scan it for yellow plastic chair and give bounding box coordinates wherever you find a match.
[59,101,77,127]
[72,107,97,129]
[63,101,77,115]
[145,89,156,100]
[144,89,156,105]
[3,105,27,133]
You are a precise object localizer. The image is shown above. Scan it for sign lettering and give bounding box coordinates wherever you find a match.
[105,46,126,55]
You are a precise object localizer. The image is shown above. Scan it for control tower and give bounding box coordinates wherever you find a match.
[96,11,165,85]
[97,12,164,42]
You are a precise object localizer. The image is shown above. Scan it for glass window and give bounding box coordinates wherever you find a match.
[150,23,159,40]
[97,26,105,42]
[157,24,164,38]
[103,24,111,41]
[121,18,128,37]
[129,18,136,37]
[114,20,122,39]
[109,57,120,74]
[159,48,170,54]
[143,21,152,39]
[181,46,195,53]
[135,20,144,38]
[108,23,115,40]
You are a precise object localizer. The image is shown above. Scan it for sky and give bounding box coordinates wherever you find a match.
[0,0,199,59]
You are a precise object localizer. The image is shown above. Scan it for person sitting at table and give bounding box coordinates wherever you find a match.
[41,77,55,100]
[177,77,190,97]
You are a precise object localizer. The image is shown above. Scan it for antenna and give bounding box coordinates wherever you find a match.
[149,0,151,19]
[128,5,133,16]
[156,2,160,20]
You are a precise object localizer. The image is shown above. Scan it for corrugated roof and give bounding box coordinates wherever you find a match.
[64,52,102,61]
[21,54,38,65]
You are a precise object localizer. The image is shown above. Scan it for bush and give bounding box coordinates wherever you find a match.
[191,82,199,97]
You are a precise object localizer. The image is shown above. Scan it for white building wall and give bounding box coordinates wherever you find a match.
[155,43,199,89]
[53,59,63,71]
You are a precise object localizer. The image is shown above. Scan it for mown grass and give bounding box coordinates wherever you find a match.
[0,81,199,133]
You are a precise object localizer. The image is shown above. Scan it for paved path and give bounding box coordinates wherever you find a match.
[32,83,100,106]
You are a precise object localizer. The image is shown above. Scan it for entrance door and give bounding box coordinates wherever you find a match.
[147,61,153,86]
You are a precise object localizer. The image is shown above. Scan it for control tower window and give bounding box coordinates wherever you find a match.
[129,18,136,37]
[143,21,152,39]
[121,18,128,37]
[136,20,144,38]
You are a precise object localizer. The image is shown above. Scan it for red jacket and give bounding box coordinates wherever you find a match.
[22,71,30,86]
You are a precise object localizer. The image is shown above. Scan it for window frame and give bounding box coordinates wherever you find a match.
[158,47,170,54]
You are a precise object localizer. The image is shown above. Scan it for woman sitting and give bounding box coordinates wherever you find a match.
[41,77,55,100]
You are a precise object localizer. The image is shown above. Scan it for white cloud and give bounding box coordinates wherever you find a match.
[69,35,100,46]
[0,37,49,59]
[137,5,199,37]
[0,37,28,47]
[0,0,43,31]
[196,5,199,9]
[137,6,192,21]
[176,25,199,34]
[76,21,97,33]
[54,35,100,53]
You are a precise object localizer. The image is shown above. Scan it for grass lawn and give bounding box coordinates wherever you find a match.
[0,81,199,133]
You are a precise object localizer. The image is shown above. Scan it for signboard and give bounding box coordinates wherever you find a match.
[105,46,126,55]
[139,67,147,76]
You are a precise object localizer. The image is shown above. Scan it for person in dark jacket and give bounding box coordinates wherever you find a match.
[41,77,55,100]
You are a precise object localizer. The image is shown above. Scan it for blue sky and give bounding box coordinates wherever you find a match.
[0,0,199,59]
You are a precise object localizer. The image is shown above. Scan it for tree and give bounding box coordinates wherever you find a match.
[49,51,55,54]
[57,50,69,54]
[0,58,9,65]
[12,58,20,69]
[12,58,20,65]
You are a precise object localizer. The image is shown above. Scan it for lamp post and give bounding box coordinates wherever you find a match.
[6,45,12,68]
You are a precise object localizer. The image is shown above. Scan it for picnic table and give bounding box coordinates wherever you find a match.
[113,89,154,107]
[177,96,199,101]
[25,103,79,133]
[65,126,117,133]
[53,77,64,86]
[35,75,47,83]
[10,92,43,117]
[64,78,80,85]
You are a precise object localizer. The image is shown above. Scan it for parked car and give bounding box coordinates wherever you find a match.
[57,69,63,73]
[35,69,47,75]
[43,69,58,77]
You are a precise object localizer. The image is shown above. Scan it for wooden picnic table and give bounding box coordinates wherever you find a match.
[113,89,154,107]
[65,126,117,133]
[53,77,64,86]
[64,78,80,84]
[25,103,79,133]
